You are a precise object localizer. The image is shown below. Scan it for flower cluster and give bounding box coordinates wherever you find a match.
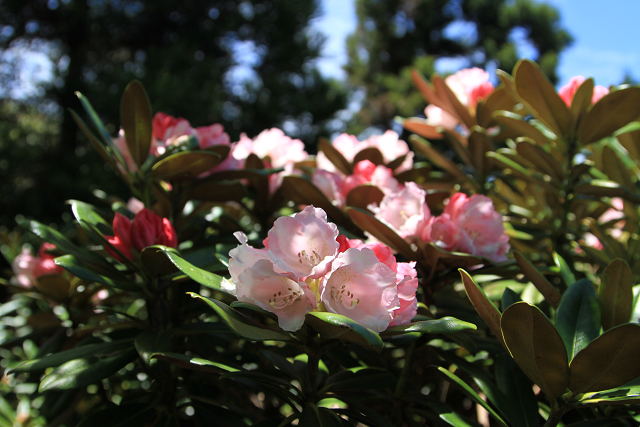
[105,208,178,260]
[227,206,418,332]
[558,76,609,107]
[372,187,510,263]
[12,243,64,288]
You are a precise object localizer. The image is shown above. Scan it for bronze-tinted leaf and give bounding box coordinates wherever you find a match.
[402,118,443,139]
[569,324,640,394]
[468,128,493,176]
[411,69,444,106]
[578,87,640,143]
[386,153,408,171]
[280,176,351,227]
[501,302,569,402]
[442,130,472,165]
[493,111,553,148]
[120,80,152,167]
[515,139,563,182]
[409,135,465,180]
[569,77,594,131]
[151,151,222,181]
[476,86,517,128]
[514,60,571,137]
[353,147,384,166]
[459,270,506,349]
[432,74,474,129]
[513,252,561,308]
[346,207,415,260]
[599,259,633,331]
[345,185,385,212]
[34,275,71,302]
[602,145,635,190]
[319,138,352,175]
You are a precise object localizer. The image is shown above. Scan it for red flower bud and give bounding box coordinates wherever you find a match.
[130,209,178,252]
[113,212,132,247]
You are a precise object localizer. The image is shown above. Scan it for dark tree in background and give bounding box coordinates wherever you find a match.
[345,0,573,133]
[0,0,347,227]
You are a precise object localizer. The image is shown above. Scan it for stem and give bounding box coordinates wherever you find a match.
[392,340,416,425]
[306,352,319,403]
[543,407,565,427]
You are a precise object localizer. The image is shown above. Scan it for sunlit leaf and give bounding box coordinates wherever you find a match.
[151,151,222,181]
[578,87,640,143]
[555,279,601,360]
[305,312,383,351]
[459,270,505,348]
[599,259,633,331]
[120,80,152,167]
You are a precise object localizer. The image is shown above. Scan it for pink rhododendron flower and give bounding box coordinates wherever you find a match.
[152,112,197,155]
[12,243,65,288]
[227,206,419,332]
[371,182,431,239]
[322,248,399,332]
[105,209,178,260]
[127,198,145,215]
[312,169,345,207]
[558,76,609,107]
[316,131,413,173]
[425,68,494,130]
[113,129,138,172]
[422,214,460,252]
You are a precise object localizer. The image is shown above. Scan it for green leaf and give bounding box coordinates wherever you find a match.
[514,59,571,137]
[150,352,238,373]
[346,207,415,261]
[501,288,522,311]
[19,219,113,270]
[492,111,553,148]
[54,254,138,291]
[599,259,633,331]
[553,252,576,286]
[75,404,156,427]
[494,354,540,427]
[555,279,601,360]
[432,366,508,427]
[381,317,476,336]
[120,80,152,167]
[569,77,594,131]
[39,349,137,392]
[68,200,112,235]
[161,251,227,292]
[577,384,640,406]
[69,109,121,177]
[305,312,383,351]
[501,302,569,402]
[459,270,506,348]
[515,139,563,182]
[151,151,221,181]
[33,275,71,302]
[134,330,171,366]
[476,86,517,128]
[578,87,640,143]
[514,251,561,308]
[188,293,297,343]
[299,403,345,427]
[430,402,479,427]
[321,368,396,393]
[10,340,132,374]
[568,323,640,395]
[140,245,180,278]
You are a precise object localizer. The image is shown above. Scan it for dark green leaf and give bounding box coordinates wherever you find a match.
[75,404,155,427]
[555,279,601,360]
[553,252,576,286]
[54,255,138,291]
[39,349,137,392]
[459,270,505,348]
[305,311,383,351]
[134,330,171,366]
[599,259,633,331]
[140,245,180,278]
[188,293,297,343]
[120,80,152,167]
[494,354,540,427]
[161,251,227,292]
[150,352,238,373]
[10,340,132,374]
[299,403,344,427]
[501,288,522,311]
[68,200,112,235]
[381,317,476,336]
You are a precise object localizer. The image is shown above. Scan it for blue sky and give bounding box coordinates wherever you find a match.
[313,0,640,88]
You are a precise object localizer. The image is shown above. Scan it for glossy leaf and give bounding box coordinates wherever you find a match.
[493,111,553,148]
[319,138,352,175]
[151,151,222,181]
[39,349,137,392]
[299,403,345,427]
[553,251,576,286]
[599,259,633,331]
[161,251,227,292]
[514,251,561,308]
[135,330,172,366]
[501,288,521,311]
[188,293,297,343]
[140,245,180,278]
[76,404,155,427]
[305,312,383,351]
[10,340,132,374]
[151,352,238,373]
[432,366,508,427]
[514,60,571,137]
[569,324,640,394]
[381,317,476,336]
[402,118,442,139]
[346,207,415,261]
[555,279,601,360]
[54,254,138,291]
[430,402,477,427]
[494,354,540,427]
[501,302,569,401]
[577,384,640,406]
[578,87,640,143]
[345,185,385,212]
[68,200,112,235]
[120,80,152,167]
[459,270,505,348]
